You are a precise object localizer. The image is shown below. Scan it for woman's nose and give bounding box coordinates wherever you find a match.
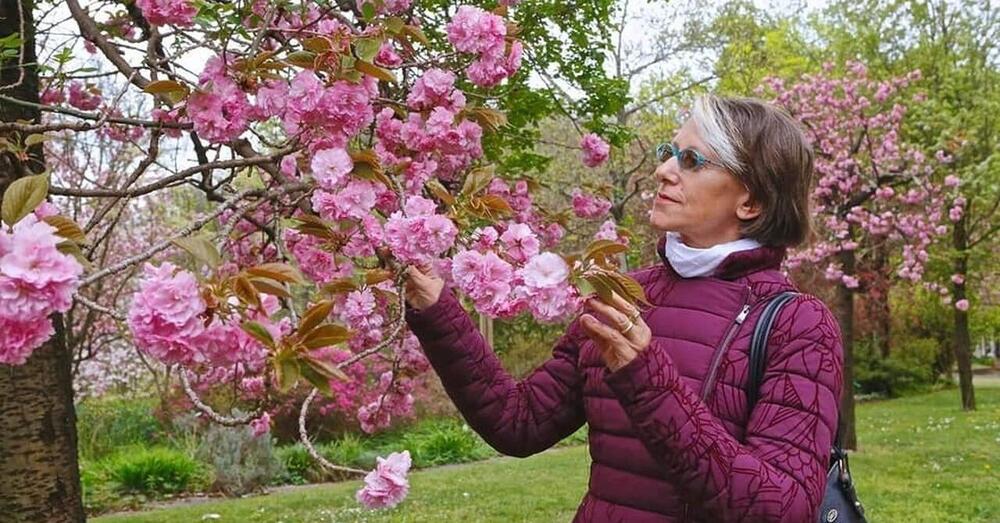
[655,159,681,186]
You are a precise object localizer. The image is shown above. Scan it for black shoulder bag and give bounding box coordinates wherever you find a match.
[748,292,868,523]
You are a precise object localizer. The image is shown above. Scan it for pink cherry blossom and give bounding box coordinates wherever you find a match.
[250,412,271,437]
[127,263,207,366]
[384,199,458,264]
[499,223,540,264]
[407,69,465,112]
[451,250,514,315]
[0,217,83,319]
[311,148,353,190]
[446,6,506,56]
[0,315,54,366]
[375,42,403,68]
[955,299,970,311]
[593,219,627,245]
[519,252,569,289]
[356,451,412,509]
[188,70,251,143]
[151,108,184,138]
[951,274,965,285]
[135,0,197,26]
[255,79,289,119]
[466,42,522,87]
[311,180,379,222]
[67,82,101,110]
[571,188,612,219]
[40,86,64,105]
[580,133,610,167]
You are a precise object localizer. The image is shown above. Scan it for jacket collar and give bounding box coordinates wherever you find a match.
[656,235,786,281]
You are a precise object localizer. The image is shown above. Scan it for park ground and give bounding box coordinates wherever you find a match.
[95,372,1000,523]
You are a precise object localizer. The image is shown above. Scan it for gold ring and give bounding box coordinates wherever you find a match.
[620,319,636,334]
[627,310,641,324]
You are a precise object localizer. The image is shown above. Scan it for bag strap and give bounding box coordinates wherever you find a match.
[748,291,847,461]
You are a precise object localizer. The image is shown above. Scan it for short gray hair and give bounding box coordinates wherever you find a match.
[689,95,745,174]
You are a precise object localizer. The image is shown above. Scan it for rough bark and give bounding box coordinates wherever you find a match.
[0,0,86,520]
[835,249,858,450]
[952,214,975,411]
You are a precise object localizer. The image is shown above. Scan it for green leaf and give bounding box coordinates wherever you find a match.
[287,50,317,68]
[245,262,305,285]
[301,324,353,349]
[249,278,292,299]
[143,80,188,95]
[355,60,397,83]
[361,0,377,20]
[607,271,652,307]
[401,25,429,46]
[461,165,495,196]
[274,356,301,392]
[385,16,405,34]
[241,321,276,348]
[43,215,87,244]
[584,240,627,262]
[232,275,262,309]
[171,235,222,268]
[354,37,382,63]
[57,241,93,270]
[426,179,456,206]
[298,360,332,395]
[2,172,49,226]
[24,133,47,147]
[302,353,350,382]
[297,300,333,336]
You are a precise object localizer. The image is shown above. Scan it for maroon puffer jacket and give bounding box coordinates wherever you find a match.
[405,240,844,522]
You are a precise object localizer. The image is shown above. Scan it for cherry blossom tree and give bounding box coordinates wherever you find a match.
[0,0,639,519]
[761,61,949,449]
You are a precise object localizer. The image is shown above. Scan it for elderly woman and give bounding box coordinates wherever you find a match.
[404,95,843,522]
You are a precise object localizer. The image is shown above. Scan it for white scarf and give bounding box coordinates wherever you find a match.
[663,232,762,278]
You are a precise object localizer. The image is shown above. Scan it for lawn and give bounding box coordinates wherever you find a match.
[96,385,1000,523]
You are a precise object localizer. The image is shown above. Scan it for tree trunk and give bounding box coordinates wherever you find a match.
[869,245,891,359]
[952,215,975,411]
[835,250,858,450]
[0,0,86,520]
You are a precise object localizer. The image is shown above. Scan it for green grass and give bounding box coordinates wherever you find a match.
[95,386,1000,523]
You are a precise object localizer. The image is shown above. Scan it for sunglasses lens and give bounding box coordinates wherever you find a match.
[656,143,669,162]
[678,149,699,170]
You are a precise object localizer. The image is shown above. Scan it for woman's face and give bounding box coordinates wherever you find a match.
[648,119,757,248]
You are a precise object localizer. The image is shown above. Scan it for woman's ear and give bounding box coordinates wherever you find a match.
[736,191,763,221]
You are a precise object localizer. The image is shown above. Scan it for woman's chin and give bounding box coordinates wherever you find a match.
[648,210,676,232]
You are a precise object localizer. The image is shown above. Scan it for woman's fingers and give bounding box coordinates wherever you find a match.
[580,314,616,340]
[585,297,632,332]
[608,291,642,323]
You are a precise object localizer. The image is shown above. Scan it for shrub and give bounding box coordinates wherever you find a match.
[194,424,283,495]
[274,443,315,485]
[76,396,163,460]
[493,315,566,377]
[104,446,207,495]
[855,336,940,398]
[400,418,495,467]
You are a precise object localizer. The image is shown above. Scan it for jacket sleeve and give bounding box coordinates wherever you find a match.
[604,295,843,523]
[405,289,587,458]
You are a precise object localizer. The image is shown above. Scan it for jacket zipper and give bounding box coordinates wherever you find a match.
[684,288,751,521]
[699,300,751,402]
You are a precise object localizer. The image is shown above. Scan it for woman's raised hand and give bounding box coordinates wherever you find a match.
[580,292,651,372]
[404,262,445,311]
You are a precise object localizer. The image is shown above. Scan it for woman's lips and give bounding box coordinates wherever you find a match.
[656,192,681,204]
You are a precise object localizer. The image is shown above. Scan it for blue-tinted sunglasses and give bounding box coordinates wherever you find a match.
[655,142,723,171]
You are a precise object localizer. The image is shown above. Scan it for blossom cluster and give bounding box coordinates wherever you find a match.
[0,215,83,365]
